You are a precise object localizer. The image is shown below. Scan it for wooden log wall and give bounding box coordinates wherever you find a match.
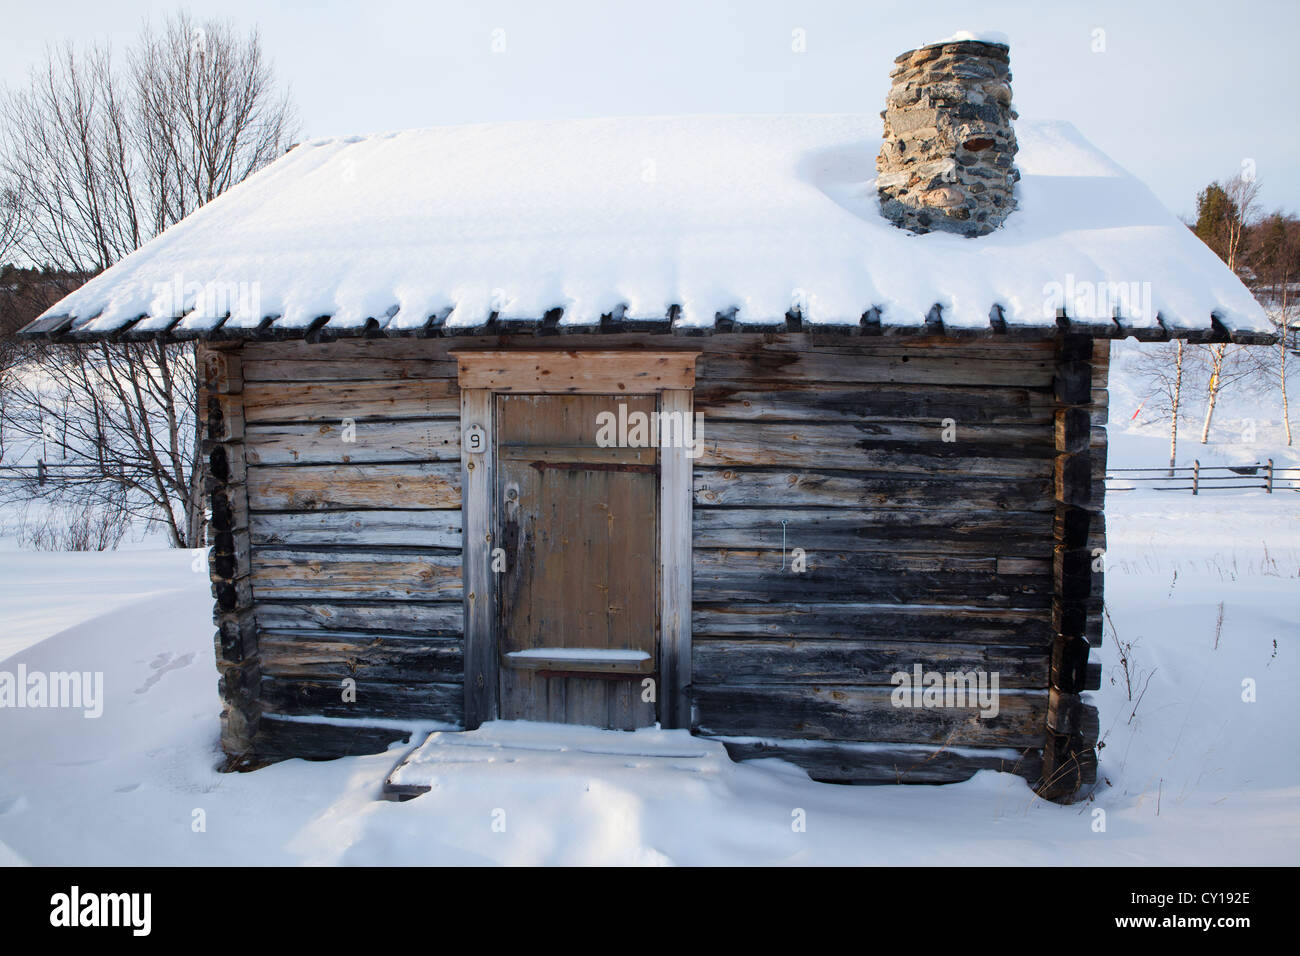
[1036,335,1107,799]
[198,333,1106,788]
[199,344,262,765]
[212,340,471,760]
[688,334,1107,788]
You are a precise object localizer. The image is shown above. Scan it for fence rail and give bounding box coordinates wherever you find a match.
[1107,459,1300,494]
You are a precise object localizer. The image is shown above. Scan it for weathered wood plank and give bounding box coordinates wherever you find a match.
[259,631,462,682]
[693,549,1051,607]
[694,638,1049,686]
[253,601,463,634]
[253,714,413,759]
[246,462,461,511]
[250,509,462,548]
[694,684,1047,747]
[243,357,458,382]
[699,348,1055,388]
[453,349,699,391]
[691,602,1054,645]
[692,507,1053,556]
[660,387,693,729]
[460,387,496,728]
[697,422,1052,476]
[694,383,1057,424]
[244,419,460,465]
[259,676,462,722]
[250,549,462,601]
[242,379,460,423]
[692,469,1054,511]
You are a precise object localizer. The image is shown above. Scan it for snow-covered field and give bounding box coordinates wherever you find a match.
[0,339,1296,865]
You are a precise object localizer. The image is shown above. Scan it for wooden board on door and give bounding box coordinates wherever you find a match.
[496,394,659,729]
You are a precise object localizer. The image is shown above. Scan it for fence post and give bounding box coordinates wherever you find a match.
[1192,459,1199,496]
[37,459,46,486]
[1267,458,1274,494]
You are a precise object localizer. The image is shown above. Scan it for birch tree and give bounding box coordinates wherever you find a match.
[1193,172,1261,444]
[1133,340,1192,472]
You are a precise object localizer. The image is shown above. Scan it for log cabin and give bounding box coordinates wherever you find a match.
[20,38,1271,801]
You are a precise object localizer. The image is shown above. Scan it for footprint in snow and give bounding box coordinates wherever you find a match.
[134,652,196,695]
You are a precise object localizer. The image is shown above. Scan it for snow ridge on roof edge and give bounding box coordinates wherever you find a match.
[18,303,1277,345]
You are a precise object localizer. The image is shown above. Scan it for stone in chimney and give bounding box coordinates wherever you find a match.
[876,37,1019,237]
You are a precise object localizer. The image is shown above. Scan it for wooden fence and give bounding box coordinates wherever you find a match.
[1107,459,1300,494]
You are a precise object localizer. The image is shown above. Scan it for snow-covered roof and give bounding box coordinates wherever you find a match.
[21,113,1272,344]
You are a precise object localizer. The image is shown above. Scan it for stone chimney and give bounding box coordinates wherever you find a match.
[875,37,1019,237]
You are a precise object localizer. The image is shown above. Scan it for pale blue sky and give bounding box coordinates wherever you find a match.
[3,0,1298,219]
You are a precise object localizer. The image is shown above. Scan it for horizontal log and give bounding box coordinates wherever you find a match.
[719,738,1041,783]
[253,600,463,635]
[699,347,1055,388]
[692,468,1054,511]
[692,507,1053,557]
[259,675,462,722]
[238,333,1052,366]
[250,549,462,601]
[244,419,460,465]
[693,549,1051,607]
[694,383,1057,424]
[453,349,698,391]
[253,714,414,759]
[246,462,461,511]
[697,423,1052,476]
[693,639,1049,686]
[250,509,463,548]
[243,356,458,383]
[259,631,463,683]
[691,602,1054,645]
[243,378,460,423]
[693,683,1047,747]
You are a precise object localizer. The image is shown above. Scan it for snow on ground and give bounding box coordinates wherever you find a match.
[0,483,1295,865]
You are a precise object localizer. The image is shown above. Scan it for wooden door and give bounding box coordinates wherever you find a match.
[495,394,659,729]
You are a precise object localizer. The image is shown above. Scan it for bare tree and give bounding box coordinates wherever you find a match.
[0,179,21,264]
[1,45,142,273]
[1133,340,1192,472]
[1254,212,1300,446]
[0,15,297,547]
[1222,173,1261,276]
[132,12,296,231]
[3,339,198,546]
[1198,171,1262,444]
[1196,342,1259,444]
[1276,304,1296,447]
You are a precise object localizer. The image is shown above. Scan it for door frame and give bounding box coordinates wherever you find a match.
[451,350,700,731]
